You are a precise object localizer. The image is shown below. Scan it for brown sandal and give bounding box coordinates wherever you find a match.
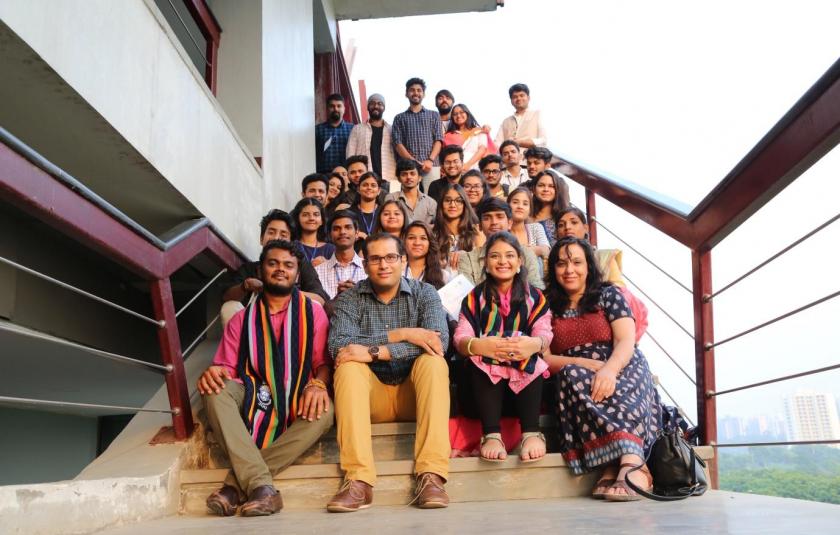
[604,462,653,502]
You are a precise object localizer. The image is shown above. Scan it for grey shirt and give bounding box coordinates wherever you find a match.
[457,246,544,290]
[386,190,437,226]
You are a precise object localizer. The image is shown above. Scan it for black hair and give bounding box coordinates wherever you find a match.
[301,173,330,193]
[461,169,490,206]
[508,83,530,98]
[259,239,305,268]
[405,77,427,91]
[435,89,454,101]
[362,232,406,259]
[372,199,410,237]
[329,209,359,231]
[499,139,521,154]
[544,237,608,315]
[524,147,553,163]
[259,209,294,239]
[446,103,480,133]
[531,170,570,223]
[329,172,347,191]
[290,197,328,242]
[355,171,383,207]
[479,154,503,170]
[440,144,464,162]
[477,197,513,220]
[481,231,529,311]
[433,183,480,257]
[402,220,446,290]
[396,158,421,175]
[326,93,345,104]
[506,187,535,219]
[344,154,369,169]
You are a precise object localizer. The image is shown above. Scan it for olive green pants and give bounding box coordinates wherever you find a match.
[203,380,334,496]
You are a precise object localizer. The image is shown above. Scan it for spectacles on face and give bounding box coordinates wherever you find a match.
[483,169,501,175]
[443,197,465,205]
[462,184,483,190]
[366,253,401,265]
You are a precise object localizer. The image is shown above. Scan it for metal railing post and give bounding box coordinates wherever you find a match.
[691,248,717,488]
[150,278,194,439]
[585,188,598,246]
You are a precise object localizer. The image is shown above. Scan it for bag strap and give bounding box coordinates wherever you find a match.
[624,432,703,502]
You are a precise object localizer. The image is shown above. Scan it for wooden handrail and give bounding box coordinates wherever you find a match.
[554,56,840,251]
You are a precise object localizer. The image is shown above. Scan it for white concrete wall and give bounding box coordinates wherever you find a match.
[262,0,317,211]
[0,0,314,258]
[209,0,263,158]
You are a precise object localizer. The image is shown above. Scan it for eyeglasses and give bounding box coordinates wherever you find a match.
[462,184,483,190]
[443,198,465,205]
[366,253,402,265]
[482,169,501,175]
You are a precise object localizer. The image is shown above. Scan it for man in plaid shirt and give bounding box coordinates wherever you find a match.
[316,93,355,173]
[392,78,444,192]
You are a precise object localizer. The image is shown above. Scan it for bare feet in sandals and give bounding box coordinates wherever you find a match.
[480,433,507,462]
[591,464,619,499]
[519,432,546,463]
[605,457,652,502]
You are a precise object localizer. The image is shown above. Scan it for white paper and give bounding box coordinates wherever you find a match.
[437,274,475,321]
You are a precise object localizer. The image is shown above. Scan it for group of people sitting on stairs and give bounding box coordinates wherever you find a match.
[197,78,660,517]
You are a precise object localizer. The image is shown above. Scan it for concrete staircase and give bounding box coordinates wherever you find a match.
[178,418,714,514]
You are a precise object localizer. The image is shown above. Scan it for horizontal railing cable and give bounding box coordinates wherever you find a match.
[623,272,694,339]
[592,216,692,294]
[644,330,696,385]
[655,379,696,427]
[163,0,211,65]
[708,289,840,349]
[175,268,227,318]
[713,439,840,448]
[182,313,221,359]
[0,322,171,373]
[708,362,840,397]
[708,211,840,301]
[0,255,165,328]
[0,395,178,414]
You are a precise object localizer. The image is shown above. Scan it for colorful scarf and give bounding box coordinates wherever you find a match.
[461,281,549,374]
[237,289,313,449]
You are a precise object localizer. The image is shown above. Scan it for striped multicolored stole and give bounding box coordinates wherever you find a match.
[237,289,313,449]
[460,282,548,373]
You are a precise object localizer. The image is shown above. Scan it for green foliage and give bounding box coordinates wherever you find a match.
[718,445,840,504]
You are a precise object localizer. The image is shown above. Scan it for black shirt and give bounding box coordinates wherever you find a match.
[370,125,384,179]
[427,176,461,204]
[227,260,328,302]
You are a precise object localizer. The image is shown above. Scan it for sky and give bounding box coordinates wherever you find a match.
[340,0,840,424]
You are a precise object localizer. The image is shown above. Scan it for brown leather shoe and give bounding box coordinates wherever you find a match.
[206,484,241,516]
[413,472,449,509]
[240,485,283,517]
[326,479,373,513]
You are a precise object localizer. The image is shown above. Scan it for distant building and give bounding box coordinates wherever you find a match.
[783,391,840,448]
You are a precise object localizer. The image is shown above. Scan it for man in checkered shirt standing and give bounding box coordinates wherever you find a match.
[392,77,444,193]
[316,93,355,173]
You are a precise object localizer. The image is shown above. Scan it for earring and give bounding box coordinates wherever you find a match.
[517,267,521,274]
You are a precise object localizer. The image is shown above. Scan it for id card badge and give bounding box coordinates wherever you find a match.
[256,383,273,412]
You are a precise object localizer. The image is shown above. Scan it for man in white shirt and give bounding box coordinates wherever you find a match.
[346,94,397,182]
[315,210,367,300]
[499,140,529,190]
[494,83,547,156]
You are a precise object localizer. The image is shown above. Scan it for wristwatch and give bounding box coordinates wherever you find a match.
[368,345,380,363]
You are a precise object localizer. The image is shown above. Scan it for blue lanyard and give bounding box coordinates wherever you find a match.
[358,211,375,234]
[335,262,360,285]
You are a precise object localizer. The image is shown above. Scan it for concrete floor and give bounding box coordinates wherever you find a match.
[100,491,840,535]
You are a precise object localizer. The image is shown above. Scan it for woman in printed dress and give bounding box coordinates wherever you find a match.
[543,237,661,501]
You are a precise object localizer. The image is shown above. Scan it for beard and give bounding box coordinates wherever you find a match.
[436,104,451,115]
[368,108,383,120]
[329,110,342,122]
[264,281,294,296]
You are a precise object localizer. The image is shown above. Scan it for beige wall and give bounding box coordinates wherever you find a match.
[0,0,319,258]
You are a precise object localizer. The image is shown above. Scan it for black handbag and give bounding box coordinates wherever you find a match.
[626,407,708,501]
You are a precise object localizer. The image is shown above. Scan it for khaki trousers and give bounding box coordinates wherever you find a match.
[203,380,334,496]
[334,354,450,486]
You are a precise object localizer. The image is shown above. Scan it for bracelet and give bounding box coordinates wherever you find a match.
[305,379,327,390]
[466,337,477,356]
[538,336,547,354]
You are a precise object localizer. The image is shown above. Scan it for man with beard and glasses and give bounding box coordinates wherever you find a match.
[392,77,444,193]
[346,93,396,182]
[435,89,454,131]
[479,154,508,200]
[316,93,355,173]
[327,233,451,512]
[427,145,464,203]
[200,240,333,518]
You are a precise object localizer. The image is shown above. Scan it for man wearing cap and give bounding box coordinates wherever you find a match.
[346,93,396,182]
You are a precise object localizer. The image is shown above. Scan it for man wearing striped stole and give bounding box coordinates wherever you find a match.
[198,240,333,517]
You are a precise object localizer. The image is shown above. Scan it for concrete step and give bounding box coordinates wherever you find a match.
[180,453,597,514]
